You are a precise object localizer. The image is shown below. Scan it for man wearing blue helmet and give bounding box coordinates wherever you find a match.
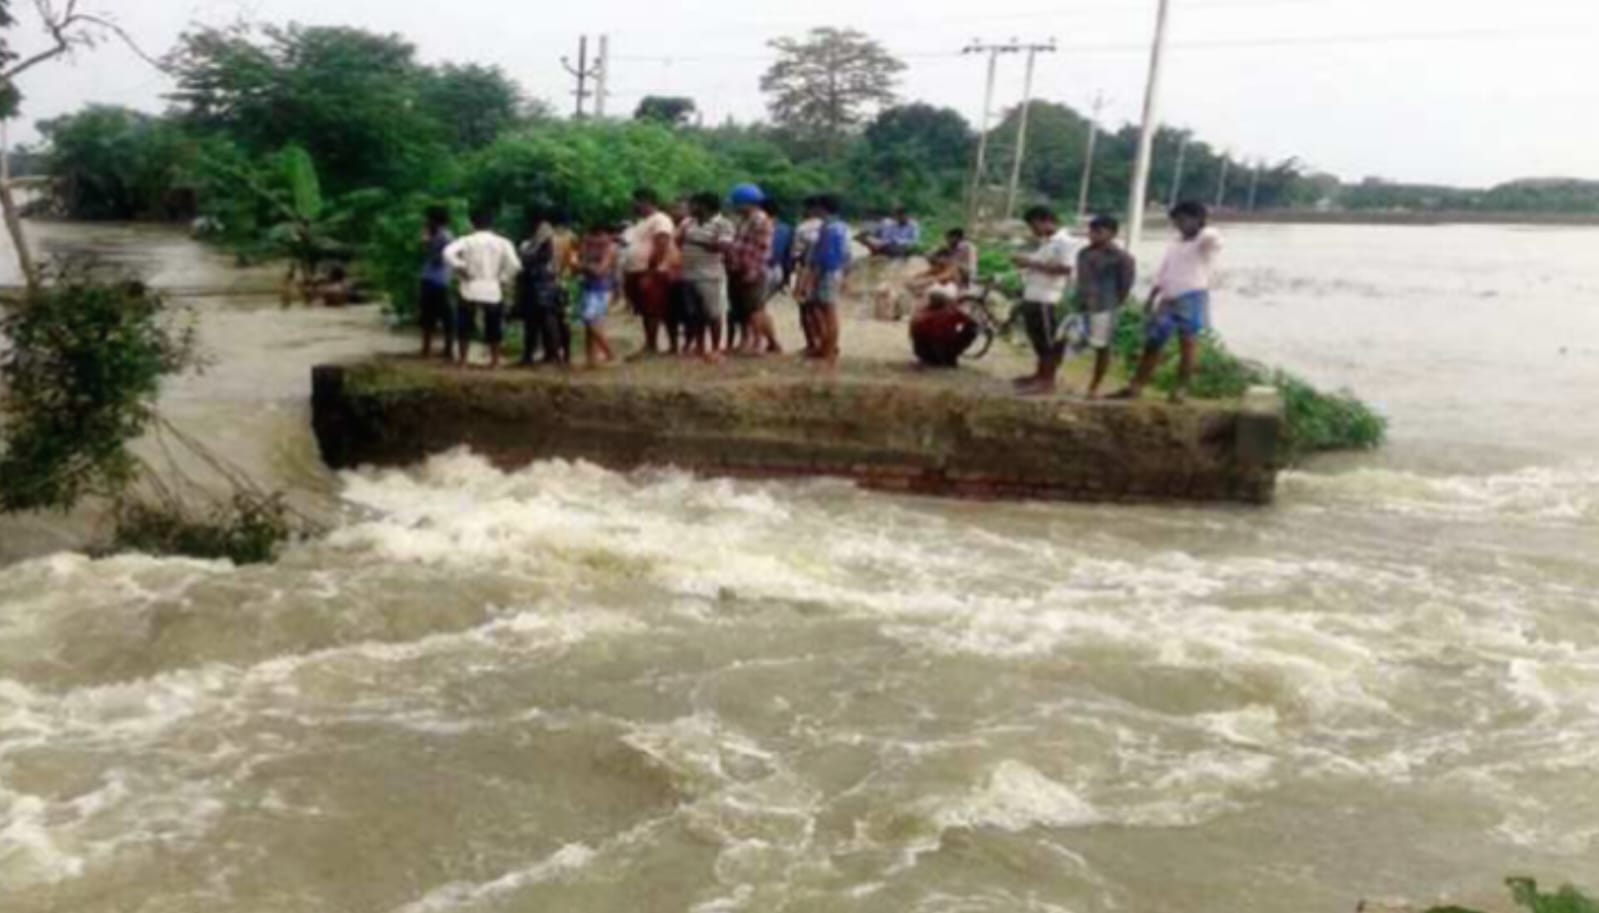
[725,183,780,356]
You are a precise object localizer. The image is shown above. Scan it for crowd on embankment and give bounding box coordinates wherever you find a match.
[414,182,1223,402]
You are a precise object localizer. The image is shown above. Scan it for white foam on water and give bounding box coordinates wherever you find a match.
[1283,460,1599,524]
[928,761,1104,834]
[391,842,598,913]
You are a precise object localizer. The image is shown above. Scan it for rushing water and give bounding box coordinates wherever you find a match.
[1,222,1596,913]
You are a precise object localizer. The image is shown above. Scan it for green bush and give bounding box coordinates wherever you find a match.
[112,492,297,566]
[0,272,196,511]
[1111,310,1386,457]
[1427,878,1597,913]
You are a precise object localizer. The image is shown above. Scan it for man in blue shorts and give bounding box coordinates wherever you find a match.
[1114,201,1223,404]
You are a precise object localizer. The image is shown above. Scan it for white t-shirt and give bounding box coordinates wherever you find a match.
[444,230,521,304]
[1022,229,1079,304]
[1154,227,1222,298]
[680,215,736,281]
[624,210,676,273]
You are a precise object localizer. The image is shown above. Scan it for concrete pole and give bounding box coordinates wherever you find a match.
[1168,133,1189,208]
[1215,154,1231,208]
[595,35,610,119]
[1003,45,1049,222]
[966,47,1001,228]
[1125,0,1173,244]
[1075,92,1106,219]
[562,36,591,119]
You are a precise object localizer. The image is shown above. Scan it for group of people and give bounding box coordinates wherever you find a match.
[417,184,853,371]
[416,181,1222,403]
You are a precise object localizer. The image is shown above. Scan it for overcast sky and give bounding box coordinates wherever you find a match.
[9,0,1599,186]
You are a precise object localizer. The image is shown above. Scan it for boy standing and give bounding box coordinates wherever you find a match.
[578,223,619,369]
[678,191,737,359]
[1073,215,1137,399]
[418,206,455,360]
[1115,201,1222,403]
[444,208,521,369]
[801,193,852,365]
[1011,206,1079,395]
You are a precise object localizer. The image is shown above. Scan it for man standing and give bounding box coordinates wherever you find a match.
[1011,206,1079,395]
[726,183,780,356]
[678,192,737,359]
[418,206,455,360]
[623,187,678,356]
[1073,215,1137,399]
[444,207,521,370]
[1115,201,1223,403]
[801,193,852,365]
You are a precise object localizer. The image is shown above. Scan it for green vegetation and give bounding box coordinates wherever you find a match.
[1427,878,1597,913]
[0,267,305,564]
[0,274,195,511]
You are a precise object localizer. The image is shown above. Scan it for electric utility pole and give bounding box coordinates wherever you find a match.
[1003,39,1057,222]
[1247,159,1262,211]
[1215,153,1231,208]
[963,39,1020,228]
[562,36,604,119]
[1075,92,1107,219]
[1125,0,1172,243]
[594,35,611,118]
[1168,132,1190,208]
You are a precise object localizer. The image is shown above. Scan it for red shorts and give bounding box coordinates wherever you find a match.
[625,272,671,321]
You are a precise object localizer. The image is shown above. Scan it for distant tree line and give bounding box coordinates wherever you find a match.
[24,21,1599,312]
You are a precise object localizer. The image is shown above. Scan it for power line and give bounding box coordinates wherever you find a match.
[608,24,1591,65]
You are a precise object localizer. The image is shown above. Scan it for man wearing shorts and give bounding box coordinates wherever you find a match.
[623,188,677,355]
[1073,214,1137,399]
[443,208,521,369]
[801,193,851,364]
[678,192,736,359]
[418,206,454,359]
[1011,205,1079,395]
[1114,201,1223,403]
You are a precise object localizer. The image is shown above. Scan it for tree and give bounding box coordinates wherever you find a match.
[420,63,524,150]
[634,95,697,127]
[166,24,447,195]
[40,105,187,219]
[863,104,974,175]
[760,28,904,158]
[0,0,160,292]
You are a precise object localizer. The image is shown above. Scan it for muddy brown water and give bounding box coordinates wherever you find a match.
[1,221,1597,913]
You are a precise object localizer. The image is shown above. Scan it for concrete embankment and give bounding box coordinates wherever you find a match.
[311,357,1285,505]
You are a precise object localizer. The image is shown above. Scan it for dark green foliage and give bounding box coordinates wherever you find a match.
[1508,879,1598,913]
[166,23,451,195]
[40,106,191,219]
[1109,314,1386,457]
[635,96,697,127]
[1425,878,1598,913]
[420,63,526,150]
[112,493,296,566]
[0,272,196,511]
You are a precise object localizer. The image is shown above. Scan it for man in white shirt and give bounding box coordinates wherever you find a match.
[1011,205,1079,395]
[622,187,678,356]
[1113,200,1224,403]
[444,208,522,369]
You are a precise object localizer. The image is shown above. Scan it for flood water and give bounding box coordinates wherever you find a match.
[1,221,1596,913]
